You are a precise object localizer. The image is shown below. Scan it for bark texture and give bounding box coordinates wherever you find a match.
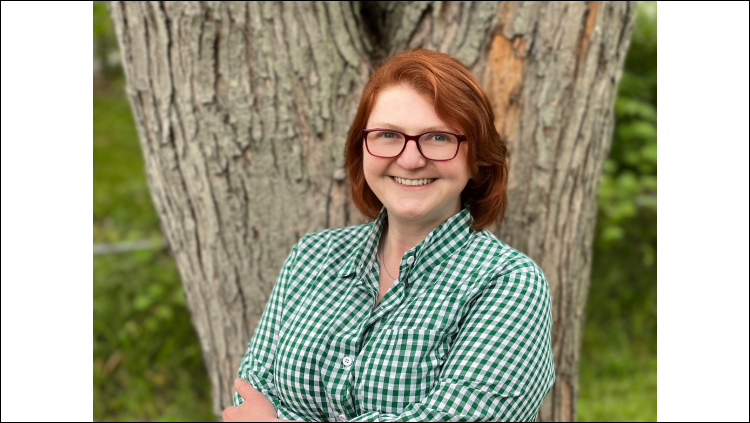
[108,1,636,420]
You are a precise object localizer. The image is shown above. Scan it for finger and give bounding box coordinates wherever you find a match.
[221,406,235,422]
[234,377,259,399]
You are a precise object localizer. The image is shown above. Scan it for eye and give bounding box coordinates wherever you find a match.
[373,131,401,139]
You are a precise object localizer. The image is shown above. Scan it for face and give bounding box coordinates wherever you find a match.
[363,84,472,225]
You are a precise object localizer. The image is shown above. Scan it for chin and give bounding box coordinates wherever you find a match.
[389,202,432,221]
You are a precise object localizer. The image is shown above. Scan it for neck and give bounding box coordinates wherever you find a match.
[381,201,462,259]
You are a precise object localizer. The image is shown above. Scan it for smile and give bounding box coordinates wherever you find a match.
[390,176,437,187]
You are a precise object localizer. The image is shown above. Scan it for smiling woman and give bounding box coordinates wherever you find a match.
[362,84,473,234]
[225,49,555,422]
[347,50,508,231]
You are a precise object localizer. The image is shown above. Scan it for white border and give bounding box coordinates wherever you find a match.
[1,2,94,421]
[657,2,749,422]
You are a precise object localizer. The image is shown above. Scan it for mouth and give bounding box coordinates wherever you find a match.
[390,176,437,188]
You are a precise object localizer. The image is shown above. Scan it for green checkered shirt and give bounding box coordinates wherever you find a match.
[234,203,555,421]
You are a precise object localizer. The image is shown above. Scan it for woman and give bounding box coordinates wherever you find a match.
[222,49,555,422]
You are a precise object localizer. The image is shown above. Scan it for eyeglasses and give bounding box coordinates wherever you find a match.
[362,129,467,161]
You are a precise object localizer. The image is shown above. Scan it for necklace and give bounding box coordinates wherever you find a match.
[379,238,396,280]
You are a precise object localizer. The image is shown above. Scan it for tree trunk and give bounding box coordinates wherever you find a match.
[108,1,636,420]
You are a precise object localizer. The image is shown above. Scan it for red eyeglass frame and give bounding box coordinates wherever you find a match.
[361,128,467,161]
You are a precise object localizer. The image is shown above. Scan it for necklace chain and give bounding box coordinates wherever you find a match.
[379,238,396,280]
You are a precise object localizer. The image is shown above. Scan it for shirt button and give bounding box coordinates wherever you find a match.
[342,356,352,367]
[406,256,414,265]
[338,413,347,421]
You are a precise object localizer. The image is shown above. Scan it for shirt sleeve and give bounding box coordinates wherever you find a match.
[233,243,312,421]
[349,265,556,422]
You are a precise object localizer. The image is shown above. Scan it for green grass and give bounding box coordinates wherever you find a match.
[94,80,218,421]
[93,79,161,244]
[578,316,657,422]
[576,233,657,421]
[578,352,657,422]
[93,250,217,422]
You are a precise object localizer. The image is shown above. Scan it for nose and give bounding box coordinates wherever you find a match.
[396,139,428,169]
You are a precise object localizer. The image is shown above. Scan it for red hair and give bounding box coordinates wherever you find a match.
[345,49,508,231]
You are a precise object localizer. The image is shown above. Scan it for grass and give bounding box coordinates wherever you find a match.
[93,77,160,244]
[578,353,657,422]
[578,319,657,422]
[94,78,218,421]
[93,249,217,422]
[94,78,656,422]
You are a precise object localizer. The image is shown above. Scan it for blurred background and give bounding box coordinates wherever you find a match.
[93,1,656,421]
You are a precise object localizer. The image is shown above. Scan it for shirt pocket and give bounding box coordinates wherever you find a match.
[357,328,445,415]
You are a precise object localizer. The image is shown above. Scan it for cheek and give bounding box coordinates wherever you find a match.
[457,144,473,179]
[362,155,380,189]
[363,152,388,178]
[445,152,472,180]
[362,154,374,180]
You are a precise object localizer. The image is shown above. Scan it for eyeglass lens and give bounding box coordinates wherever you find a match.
[366,131,459,160]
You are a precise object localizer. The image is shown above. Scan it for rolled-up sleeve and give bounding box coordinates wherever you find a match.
[350,266,555,422]
[233,244,311,421]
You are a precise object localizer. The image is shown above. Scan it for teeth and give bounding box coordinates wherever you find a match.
[394,177,435,186]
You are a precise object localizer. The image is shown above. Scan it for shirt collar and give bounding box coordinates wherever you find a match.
[337,202,475,279]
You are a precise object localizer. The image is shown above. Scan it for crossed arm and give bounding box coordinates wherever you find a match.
[222,378,302,422]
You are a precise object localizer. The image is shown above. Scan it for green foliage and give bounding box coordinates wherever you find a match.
[586,0,657,344]
[596,2,657,250]
[578,3,657,421]
[94,1,122,79]
[93,1,111,39]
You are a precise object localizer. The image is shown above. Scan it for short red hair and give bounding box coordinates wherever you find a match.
[345,49,508,231]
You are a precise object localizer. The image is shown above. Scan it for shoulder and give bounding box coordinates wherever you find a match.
[290,222,375,267]
[466,231,553,325]
[469,229,548,289]
[297,221,374,250]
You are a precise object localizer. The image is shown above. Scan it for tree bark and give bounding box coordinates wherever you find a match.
[108,1,636,420]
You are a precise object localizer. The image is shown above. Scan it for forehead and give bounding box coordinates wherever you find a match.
[368,85,459,133]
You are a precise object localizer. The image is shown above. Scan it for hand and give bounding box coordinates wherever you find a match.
[222,378,280,422]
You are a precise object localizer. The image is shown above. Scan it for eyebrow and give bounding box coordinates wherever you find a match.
[369,123,459,133]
